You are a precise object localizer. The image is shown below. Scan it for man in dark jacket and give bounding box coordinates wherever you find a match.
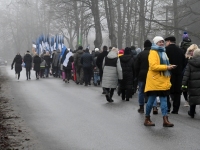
[74,46,84,84]
[81,48,94,86]
[165,36,185,114]
[135,40,158,113]
[43,51,51,78]
[96,46,108,93]
[23,51,33,80]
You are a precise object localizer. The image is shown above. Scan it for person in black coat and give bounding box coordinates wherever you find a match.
[182,49,200,118]
[33,53,42,79]
[11,53,23,80]
[165,36,185,114]
[81,48,94,86]
[119,47,134,101]
[43,51,51,78]
[96,46,108,93]
[63,51,74,83]
[23,51,33,80]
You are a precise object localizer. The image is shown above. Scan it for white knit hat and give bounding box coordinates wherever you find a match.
[95,48,99,52]
[153,36,165,44]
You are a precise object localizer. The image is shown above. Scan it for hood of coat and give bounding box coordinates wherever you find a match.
[107,50,118,59]
[77,50,84,55]
[188,57,200,67]
[25,53,32,58]
[131,49,137,55]
[120,55,132,63]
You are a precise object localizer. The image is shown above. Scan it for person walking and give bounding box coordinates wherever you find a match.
[96,46,108,93]
[119,47,134,101]
[81,48,94,86]
[135,40,158,114]
[74,46,84,85]
[182,49,200,118]
[23,50,32,80]
[144,36,176,127]
[165,36,185,114]
[43,51,51,78]
[63,50,74,83]
[102,47,123,102]
[11,53,23,80]
[52,49,61,77]
[33,53,41,79]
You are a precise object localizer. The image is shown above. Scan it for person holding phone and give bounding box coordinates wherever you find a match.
[144,36,175,127]
[165,36,185,114]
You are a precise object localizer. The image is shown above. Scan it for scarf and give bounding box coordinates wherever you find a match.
[151,43,170,77]
[63,52,73,67]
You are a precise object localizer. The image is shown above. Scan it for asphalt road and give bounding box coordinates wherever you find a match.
[3,66,200,150]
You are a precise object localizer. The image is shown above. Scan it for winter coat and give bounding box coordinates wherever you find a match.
[135,47,150,82]
[119,55,134,89]
[145,50,171,92]
[23,53,32,69]
[180,41,192,55]
[74,50,84,69]
[131,49,137,59]
[102,51,123,88]
[11,55,22,72]
[52,50,61,67]
[166,44,185,75]
[43,54,51,68]
[33,55,41,72]
[81,52,94,68]
[182,57,200,105]
[96,51,108,70]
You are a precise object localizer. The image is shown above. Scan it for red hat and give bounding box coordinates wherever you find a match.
[119,49,124,54]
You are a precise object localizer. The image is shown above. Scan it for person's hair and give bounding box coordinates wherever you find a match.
[78,46,83,50]
[131,46,136,50]
[103,46,108,51]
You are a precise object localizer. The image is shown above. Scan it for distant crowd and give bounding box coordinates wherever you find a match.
[11,32,200,127]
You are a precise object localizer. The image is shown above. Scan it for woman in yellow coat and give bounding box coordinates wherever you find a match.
[144,36,176,127]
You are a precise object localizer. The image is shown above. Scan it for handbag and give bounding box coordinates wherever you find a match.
[22,62,25,68]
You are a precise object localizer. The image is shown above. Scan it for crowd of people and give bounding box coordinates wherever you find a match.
[11,32,200,127]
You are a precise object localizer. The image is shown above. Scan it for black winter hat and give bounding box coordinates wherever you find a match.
[165,36,176,42]
[183,37,192,42]
[144,40,152,48]
[124,47,131,55]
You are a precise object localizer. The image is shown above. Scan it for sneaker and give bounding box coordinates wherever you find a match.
[184,101,189,107]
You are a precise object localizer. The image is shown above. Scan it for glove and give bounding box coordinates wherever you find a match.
[181,85,187,92]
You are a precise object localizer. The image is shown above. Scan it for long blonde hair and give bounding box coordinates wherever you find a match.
[185,44,199,59]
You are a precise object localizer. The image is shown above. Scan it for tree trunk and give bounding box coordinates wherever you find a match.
[91,0,103,49]
[173,0,179,41]
[117,0,122,49]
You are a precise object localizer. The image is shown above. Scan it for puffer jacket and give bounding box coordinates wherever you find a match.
[119,55,134,89]
[102,51,123,88]
[182,56,200,105]
[145,50,171,92]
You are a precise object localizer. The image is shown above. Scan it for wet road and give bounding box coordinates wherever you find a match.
[4,66,200,150]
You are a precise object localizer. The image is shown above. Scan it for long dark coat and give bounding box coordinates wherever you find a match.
[33,55,41,72]
[23,53,32,69]
[43,54,51,68]
[166,44,185,94]
[182,56,200,105]
[11,55,22,73]
[119,55,134,89]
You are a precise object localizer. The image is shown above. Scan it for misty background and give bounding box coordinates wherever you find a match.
[0,0,200,62]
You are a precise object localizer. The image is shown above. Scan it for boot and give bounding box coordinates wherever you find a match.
[153,107,158,114]
[138,105,144,113]
[163,116,174,127]
[144,116,155,126]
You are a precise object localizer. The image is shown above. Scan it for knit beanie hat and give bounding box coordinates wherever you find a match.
[144,40,152,48]
[182,31,188,39]
[95,48,99,52]
[153,36,164,44]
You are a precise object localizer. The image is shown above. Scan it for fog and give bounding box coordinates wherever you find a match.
[0,0,200,63]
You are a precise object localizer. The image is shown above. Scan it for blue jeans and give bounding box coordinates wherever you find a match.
[45,68,49,77]
[93,72,100,84]
[146,95,168,116]
[138,82,157,106]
